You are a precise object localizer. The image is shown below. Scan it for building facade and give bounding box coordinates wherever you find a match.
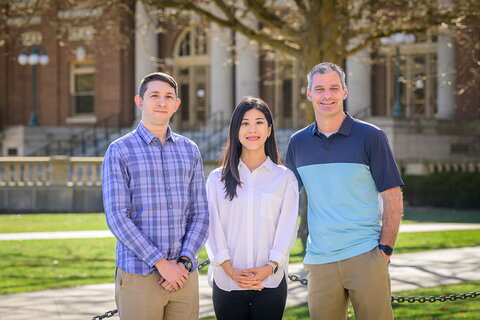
[1,1,479,172]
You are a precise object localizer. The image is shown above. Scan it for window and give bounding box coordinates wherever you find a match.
[174,25,210,130]
[7,148,18,156]
[384,44,437,118]
[70,62,95,115]
[273,59,302,128]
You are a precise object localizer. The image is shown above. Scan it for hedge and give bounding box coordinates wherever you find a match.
[402,172,480,209]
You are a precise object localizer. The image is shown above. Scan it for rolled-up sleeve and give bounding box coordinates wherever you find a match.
[269,173,299,266]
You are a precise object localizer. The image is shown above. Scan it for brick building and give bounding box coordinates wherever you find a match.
[0,1,479,171]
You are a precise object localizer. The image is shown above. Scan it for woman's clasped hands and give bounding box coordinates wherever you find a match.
[230,265,274,291]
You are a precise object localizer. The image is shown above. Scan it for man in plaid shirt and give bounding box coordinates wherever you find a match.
[102,72,209,320]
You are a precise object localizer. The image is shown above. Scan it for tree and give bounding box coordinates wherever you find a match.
[141,0,479,74]
[137,0,479,249]
[2,0,479,249]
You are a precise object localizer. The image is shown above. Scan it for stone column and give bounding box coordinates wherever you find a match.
[436,27,456,119]
[134,1,158,122]
[346,47,371,118]
[235,32,259,103]
[210,24,233,120]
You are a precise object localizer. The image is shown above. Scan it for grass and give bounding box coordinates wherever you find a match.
[1,229,479,294]
[0,213,107,233]
[403,207,480,223]
[262,281,480,320]
[0,207,478,234]
[1,209,479,294]
[396,230,480,254]
[0,238,116,294]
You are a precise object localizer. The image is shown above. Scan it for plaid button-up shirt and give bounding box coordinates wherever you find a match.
[102,123,209,275]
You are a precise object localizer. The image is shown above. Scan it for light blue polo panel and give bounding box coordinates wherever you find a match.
[286,113,404,264]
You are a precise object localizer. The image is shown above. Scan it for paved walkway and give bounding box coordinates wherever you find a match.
[1,224,480,319]
[1,223,479,241]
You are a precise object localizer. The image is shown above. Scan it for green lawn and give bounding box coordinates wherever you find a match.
[0,238,116,294]
[1,209,479,294]
[263,281,480,320]
[1,229,479,294]
[403,207,480,223]
[395,229,480,254]
[0,208,478,234]
[0,213,107,233]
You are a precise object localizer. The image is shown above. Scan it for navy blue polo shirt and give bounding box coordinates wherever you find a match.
[286,113,403,264]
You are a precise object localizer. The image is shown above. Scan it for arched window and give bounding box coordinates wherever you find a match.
[173,25,210,130]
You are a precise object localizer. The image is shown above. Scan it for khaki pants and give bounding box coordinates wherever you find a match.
[115,267,199,320]
[305,248,393,320]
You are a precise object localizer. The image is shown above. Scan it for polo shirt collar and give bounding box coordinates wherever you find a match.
[136,122,176,144]
[309,112,354,137]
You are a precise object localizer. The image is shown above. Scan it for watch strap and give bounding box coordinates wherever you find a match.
[178,258,193,272]
[266,261,279,274]
[378,244,394,256]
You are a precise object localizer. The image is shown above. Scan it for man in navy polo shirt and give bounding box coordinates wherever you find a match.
[286,62,404,320]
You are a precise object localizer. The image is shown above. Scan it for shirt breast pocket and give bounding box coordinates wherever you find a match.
[260,193,282,221]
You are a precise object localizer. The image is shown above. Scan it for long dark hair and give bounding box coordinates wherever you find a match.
[220,96,280,201]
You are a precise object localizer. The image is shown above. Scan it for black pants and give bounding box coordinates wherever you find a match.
[212,276,287,320]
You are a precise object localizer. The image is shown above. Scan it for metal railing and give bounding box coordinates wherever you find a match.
[178,110,230,162]
[29,113,124,157]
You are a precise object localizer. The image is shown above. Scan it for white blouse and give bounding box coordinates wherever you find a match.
[205,157,299,291]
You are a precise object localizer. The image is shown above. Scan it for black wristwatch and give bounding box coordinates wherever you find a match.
[178,257,193,272]
[378,244,393,256]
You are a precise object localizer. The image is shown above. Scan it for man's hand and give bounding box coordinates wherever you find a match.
[155,259,188,291]
[379,250,390,264]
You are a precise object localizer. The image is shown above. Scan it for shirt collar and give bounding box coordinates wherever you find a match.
[136,122,176,144]
[309,112,354,137]
[238,156,275,172]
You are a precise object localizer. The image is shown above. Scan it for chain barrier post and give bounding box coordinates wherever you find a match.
[92,260,480,319]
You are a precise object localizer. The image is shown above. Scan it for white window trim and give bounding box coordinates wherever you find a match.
[70,61,95,116]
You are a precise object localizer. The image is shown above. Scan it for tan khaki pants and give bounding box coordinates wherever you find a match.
[115,267,199,320]
[305,248,393,320]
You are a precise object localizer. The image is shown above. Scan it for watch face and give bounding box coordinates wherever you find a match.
[180,259,192,271]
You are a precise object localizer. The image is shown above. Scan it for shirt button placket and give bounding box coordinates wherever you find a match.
[162,145,174,260]
[246,172,255,267]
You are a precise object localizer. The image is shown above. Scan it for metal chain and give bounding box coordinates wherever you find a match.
[391,292,480,303]
[91,309,118,320]
[287,274,309,285]
[287,275,480,303]
[92,260,480,319]
[198,258,210,270]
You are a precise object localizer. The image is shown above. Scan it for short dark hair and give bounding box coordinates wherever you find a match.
[307,62,346,90]
[138,72,178,98]
[220,96,281,201]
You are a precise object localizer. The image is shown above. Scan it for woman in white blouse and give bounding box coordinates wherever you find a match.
[205,96,299,320]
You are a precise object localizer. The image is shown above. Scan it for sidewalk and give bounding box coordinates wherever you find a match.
[1,223,480,241]
[1,225,480,319]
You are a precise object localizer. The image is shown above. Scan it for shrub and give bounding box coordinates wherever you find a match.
[403,172,480,209]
